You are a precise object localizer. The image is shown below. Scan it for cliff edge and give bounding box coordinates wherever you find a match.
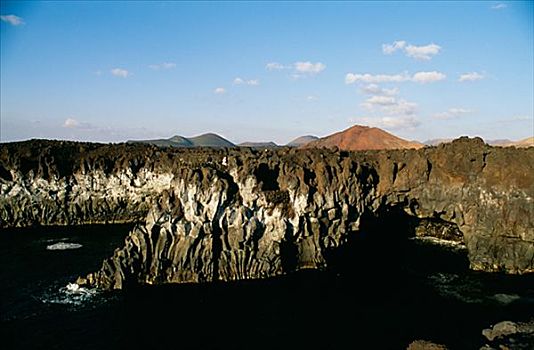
[0,138,532,290]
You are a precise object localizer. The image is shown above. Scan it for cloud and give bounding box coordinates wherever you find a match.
[350,116,421,130]
[62,118,96,130]
[346,71,445,84]
[363,95,397,106]
[382,41,407,54]
[433,108,472,120]
[306,95,318,101]
[294,61,326,74]
[383,40,441,60]
[458,72,484,82]
[361,96,418,116]
[233,77,260,86]
[110,68,130,78]
[266,61,326,78]
[265,62,289,70]
[0,14,24,26]
[63,118,79,128]
[214,87,226,94]
[360,84,399,96]
[148,62,176,70]
[346,72,410,84]
[383,99,418,116]
[404,43,442,60]
[412,71,446,83]
[491,3,507,10]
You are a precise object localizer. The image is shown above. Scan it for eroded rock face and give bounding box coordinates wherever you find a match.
[1,138,533,290]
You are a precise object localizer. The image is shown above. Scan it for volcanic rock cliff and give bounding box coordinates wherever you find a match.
[0,138,532,290]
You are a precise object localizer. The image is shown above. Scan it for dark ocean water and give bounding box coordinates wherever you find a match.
[1,224,533,350]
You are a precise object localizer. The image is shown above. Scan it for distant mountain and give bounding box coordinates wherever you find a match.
[286,135,319,147]
[487,139,513,146]
[490,137,534,148]
[301,125,423,151]
[187,133,235,147]
[425,137,533,148]
[238,142,279,148]
[512,137,534,147]
[128,133,235,148]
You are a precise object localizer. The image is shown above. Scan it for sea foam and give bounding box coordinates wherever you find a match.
[46,242,83,250]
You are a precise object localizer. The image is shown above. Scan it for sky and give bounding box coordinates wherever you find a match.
[1,1,533,144]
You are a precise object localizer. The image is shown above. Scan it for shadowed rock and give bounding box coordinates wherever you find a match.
[0,137,533,290]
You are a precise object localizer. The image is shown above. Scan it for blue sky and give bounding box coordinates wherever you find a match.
[1,1,532,144]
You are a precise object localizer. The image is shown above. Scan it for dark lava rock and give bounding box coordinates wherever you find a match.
[1,138,533,290]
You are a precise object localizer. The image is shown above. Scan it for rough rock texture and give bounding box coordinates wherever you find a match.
[1,137,533,290]
[481,320,534,349]
[0,141,175,227]
[407,340,448,350]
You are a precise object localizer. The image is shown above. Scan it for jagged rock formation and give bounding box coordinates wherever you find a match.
[1,138,533,291]
[0,141,175,227]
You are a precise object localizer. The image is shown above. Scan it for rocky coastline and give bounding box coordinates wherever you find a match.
[1,138,533,290]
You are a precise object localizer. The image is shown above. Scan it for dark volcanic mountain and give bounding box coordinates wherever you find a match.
[128,133,235,148]
[286,135,319,147]
[302,125,423,150]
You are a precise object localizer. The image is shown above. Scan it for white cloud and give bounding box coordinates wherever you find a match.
[149,62,176,70]
[346,71,445,84]
[360,84,399,96]
[62,118,96,130]
[0,14,24,26]
[350,116,421,130]
[110,68,130,78]
[306,95,318,101]
[265,62,289,70]
[458,72,484,82]
[63,118,79,128]
[346,73,410,84]
[404,43,441,60]
[233,77,259,86]
[383,99,418,115]
[363,95,397,106]
[412,71,446,83]
[361,96,418,116]
[433,108,472,120]
[491,3,507,10]
[383,40,441,60]
[382,41,406,54]
[294,61,326,74]
[214,87,226,94]
[266,61,326,77]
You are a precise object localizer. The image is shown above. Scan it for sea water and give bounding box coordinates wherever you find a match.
[1,225,533,349]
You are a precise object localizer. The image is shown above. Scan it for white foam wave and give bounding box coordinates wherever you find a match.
[41,283,99,306]
[46,242,83,250]
[492,293,521,305]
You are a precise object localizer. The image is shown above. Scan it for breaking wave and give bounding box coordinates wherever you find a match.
[46,242,83,250]
[40,283,99,306]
